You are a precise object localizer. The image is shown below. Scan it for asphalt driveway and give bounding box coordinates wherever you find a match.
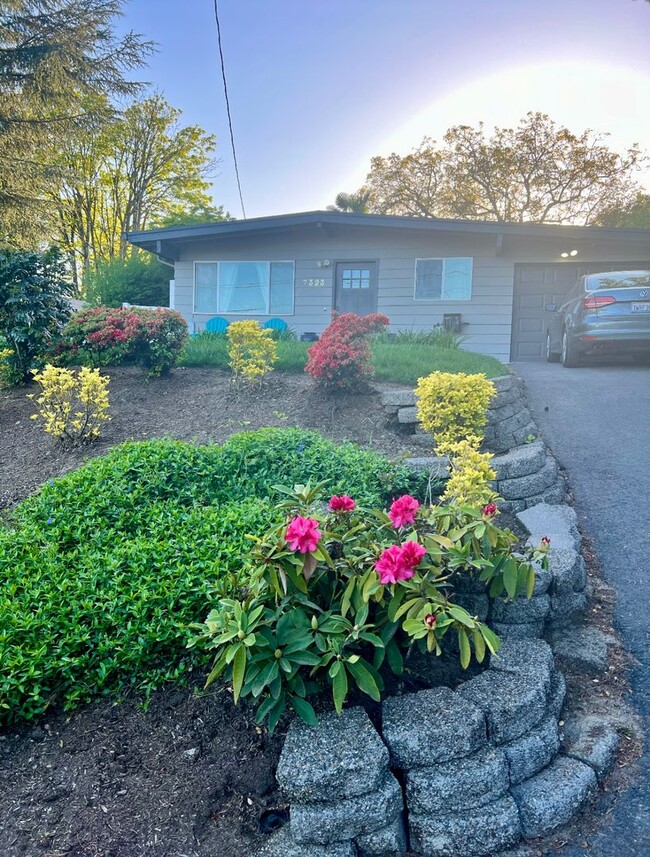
[515,361,650,856]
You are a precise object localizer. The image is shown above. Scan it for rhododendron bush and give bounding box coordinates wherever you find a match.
[54,306,188,376]
[305,311,389,390]
[191,483,549,732]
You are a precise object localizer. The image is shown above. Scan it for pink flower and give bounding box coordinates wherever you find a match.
[423,613,437,629]
[540,536,551,549]
[285,516,322,554]
[328,494,356,512]
[388,495,420,529]
[400,540,427,569]
[375,545,415,585]
[482,502,498,518]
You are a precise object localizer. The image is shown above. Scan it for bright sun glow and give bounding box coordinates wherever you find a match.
[335,60,650,197]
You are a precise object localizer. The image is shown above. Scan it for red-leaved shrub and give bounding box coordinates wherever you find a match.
[305,312,389,390]
[54,306,188,376]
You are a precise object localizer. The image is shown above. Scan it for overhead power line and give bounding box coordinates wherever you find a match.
[213,0,246,219]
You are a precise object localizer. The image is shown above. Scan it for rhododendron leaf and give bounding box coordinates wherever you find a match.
[347,660,381,701]
[205,651,228,688]
[291,695,318,726]
[332,666,348,714]
[458,629,471,670]
[359,632,384,648]
[386,640,404,675]
[329,660,341,678]
[291,673,306,698]
[267,697,286,734]
[231,645,247,703]
[503,560,518,600]
[254,695,278,724]
[340,576,356,618]
[473,630,486,664]
[355,603,369,626]
[448,606,475,628]
[313,544,334,568]
[251,661,279,697]
[289,651,321,666]
[526,566,536,600]
[481,625,501,655]
[302,553,318,582]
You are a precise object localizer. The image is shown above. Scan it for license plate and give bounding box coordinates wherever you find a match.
[631,302,650,313]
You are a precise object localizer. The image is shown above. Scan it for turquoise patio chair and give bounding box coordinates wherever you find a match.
[205,316,229,334]
[263,318,288,333]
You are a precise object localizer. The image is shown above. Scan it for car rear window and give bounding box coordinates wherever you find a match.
[586,271,650,291]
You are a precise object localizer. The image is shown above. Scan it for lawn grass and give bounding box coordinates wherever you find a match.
[179,332,506,381]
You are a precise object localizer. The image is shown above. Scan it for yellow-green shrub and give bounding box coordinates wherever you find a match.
[441,439,498,507]
[30,364,110,443]
[0,347,13,386]
[415,371,496,452]
[227,320,277,384]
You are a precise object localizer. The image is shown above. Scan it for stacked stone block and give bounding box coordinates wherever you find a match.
[382,375,566,511]
[261,707,406,856]
[260,641,608,857]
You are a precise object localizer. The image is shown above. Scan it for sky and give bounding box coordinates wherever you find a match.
[121,0,650,219]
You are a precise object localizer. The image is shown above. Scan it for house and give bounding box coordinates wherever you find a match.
[126,211,650,362]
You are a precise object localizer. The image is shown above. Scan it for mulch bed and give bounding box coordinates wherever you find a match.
[0,365,410,511]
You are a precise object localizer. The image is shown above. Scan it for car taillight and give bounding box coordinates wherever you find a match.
[582,295,616,309]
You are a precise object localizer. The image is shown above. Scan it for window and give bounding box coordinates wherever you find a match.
[194,261,294,315]
[414,257,473,301]
[341,268,371,289]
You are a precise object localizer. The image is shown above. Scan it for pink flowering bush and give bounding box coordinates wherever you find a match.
[191,484,548,732]
[52,306,188,376]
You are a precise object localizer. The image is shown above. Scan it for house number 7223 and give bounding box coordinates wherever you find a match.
[302,278,325,287]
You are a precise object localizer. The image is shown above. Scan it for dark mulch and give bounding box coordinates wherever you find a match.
[0,681,284,857]
[0,366,411,511]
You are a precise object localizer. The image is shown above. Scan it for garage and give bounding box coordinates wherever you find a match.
[510,261,650,361]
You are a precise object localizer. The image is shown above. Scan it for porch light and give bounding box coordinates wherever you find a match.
[560,250,578,258]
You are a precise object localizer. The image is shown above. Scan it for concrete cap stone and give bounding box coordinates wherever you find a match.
[562,714,621,783]
[491,442,546,481]
[409,794,521,857]
[290,773,402,846]
[382,687,486,769]
[456,670,547,745]
[511,755,598,839]
[502,714,560,786]
[276,707,388,803]
[257,827,357,857]
[355,813,407,856]
[406,746,509,814]
[489,639,556,697]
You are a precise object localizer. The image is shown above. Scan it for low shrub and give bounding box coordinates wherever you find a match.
[0,248,72,384]
[305,312,389,390]
[55,306,188,376]
[29,365,110,444]
[415,371,496,452]
[0,498,273,723]
[1,429,432,723]
[191,484,548,732]
[227,320,277,385]
[441,440,497,507]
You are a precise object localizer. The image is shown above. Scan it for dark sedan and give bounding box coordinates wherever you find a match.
[545,270,650,367]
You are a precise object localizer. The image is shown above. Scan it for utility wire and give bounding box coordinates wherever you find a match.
[213,0,246,219]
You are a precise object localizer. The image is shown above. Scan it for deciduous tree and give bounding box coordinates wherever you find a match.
[0,0,152,243]
[363,112,644,225]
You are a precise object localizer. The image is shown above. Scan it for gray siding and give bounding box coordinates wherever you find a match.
[172,228,650,364]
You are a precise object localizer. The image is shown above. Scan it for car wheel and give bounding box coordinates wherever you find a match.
[561,329,580,368]
[546,331,560,363]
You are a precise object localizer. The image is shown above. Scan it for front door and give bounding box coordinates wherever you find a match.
[334,262,378,315]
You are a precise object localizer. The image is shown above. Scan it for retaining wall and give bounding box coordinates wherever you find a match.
[382,374,566,513]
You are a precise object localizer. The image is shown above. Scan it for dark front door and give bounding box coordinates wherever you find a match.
[510,262,650,361]
[334,262,378,315]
